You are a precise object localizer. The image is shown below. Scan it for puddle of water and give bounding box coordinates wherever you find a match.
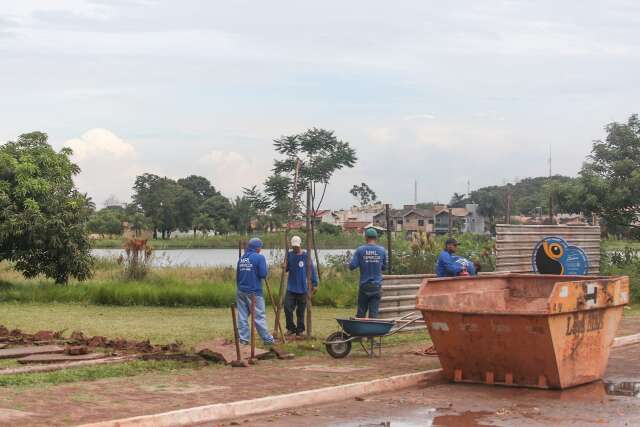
[604,381,640,397]
[334,408,493,427]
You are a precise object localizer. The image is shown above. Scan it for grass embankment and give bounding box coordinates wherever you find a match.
[0,260,360,308]
[0,302,428,388]
[92,232,364,250]
[602,239,640,250]
[0,360,197,388]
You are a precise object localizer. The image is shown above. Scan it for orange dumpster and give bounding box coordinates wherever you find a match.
[416,274,629,389]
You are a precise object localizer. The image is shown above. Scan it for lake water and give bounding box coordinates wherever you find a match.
[91,248,352,268]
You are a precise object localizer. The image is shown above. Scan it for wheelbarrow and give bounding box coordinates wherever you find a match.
[324,312,423,358]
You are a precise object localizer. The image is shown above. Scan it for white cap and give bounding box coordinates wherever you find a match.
[291,236,302,247]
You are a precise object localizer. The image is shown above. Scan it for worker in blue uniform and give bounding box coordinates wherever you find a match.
[236,237,274,346]
[436,238,465,277]
[349,228,387,318]
[284,235,318,336]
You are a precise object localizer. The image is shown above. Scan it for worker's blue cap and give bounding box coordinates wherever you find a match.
[248,238,263,250]
[365,228,378,238]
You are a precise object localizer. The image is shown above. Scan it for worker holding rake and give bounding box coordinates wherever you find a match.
[236,238,275,346]
[284,235,318,336]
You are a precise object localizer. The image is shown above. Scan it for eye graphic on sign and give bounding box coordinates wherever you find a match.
[298,260,304,268]
[532,236,588,275]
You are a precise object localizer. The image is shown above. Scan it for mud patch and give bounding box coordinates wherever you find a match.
[433,410,493,426]
[0,408,39,422]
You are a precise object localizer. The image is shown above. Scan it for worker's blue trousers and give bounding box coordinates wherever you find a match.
[236,291,274,345]
[356,283,382,318]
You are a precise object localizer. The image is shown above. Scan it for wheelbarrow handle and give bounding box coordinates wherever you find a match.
[386,315,423,336]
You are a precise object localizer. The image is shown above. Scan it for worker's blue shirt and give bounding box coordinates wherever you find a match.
[236,249,268,295]
[436,250,463,277]
[286,250,318,294]
[349,244,387,287]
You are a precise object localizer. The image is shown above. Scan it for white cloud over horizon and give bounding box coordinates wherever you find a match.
[1,0,639,208]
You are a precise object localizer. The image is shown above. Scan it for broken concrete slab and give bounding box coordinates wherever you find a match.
[0,343,7,350]
[0,355,137,375]
[17,352,106,364]
[194,338,270,364]
[0,345,64,360]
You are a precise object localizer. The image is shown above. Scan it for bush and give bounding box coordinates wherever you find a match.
[317,222,342,235]
[601,247,640,302]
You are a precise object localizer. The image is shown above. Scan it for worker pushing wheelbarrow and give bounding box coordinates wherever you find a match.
[324,312,423,358]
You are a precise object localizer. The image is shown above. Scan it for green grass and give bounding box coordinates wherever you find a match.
[0,302,429,389]
[91,232,363,250]
[602,239,640,250]
[0,302,356,347]
[0,360,199,388]
[0,261,360,308]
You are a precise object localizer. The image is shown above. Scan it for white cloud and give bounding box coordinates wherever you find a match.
[63,128,135,161]
[63,128,140,207]
[403,114,436,121]
[367,127,396,145]
[199,149,269,196]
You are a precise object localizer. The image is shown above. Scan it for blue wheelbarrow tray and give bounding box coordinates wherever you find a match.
[336,318,395,337]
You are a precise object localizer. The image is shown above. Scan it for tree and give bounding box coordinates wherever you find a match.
[449,192,468,208]
[0,132,93,283]
[578,114,640,231]
[230,196,255,234]
[273,128,357,272]
[132,174,198,239]
[264,174,293,227]
[87,208,124,236]
[177,175,218,204]
[192,213,214,237]
[349,182,377,206]
[201,194,233,234]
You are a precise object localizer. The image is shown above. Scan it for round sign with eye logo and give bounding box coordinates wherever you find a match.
[298,260,304,268]
[531,236,588,275]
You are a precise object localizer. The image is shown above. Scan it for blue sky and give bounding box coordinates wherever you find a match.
[1,0,639,208]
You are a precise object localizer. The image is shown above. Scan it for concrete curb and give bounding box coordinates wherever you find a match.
[612,332,640,348]
[78,368,443,427]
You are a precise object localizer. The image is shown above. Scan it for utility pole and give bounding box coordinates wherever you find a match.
[385,204,392,274]
[505,190,512,224]
[448,207,453,236]
[414,180,417,205]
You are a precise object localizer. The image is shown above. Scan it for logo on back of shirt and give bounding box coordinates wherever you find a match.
[239,257,253,272]
[364,249,381,263]
[298,260,304,268]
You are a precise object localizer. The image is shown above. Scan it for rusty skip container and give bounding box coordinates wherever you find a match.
[416,274,629,389]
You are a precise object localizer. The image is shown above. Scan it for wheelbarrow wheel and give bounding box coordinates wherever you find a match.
[325,331,352,359]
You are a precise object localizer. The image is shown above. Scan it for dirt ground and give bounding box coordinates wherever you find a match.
[0,315,638,427]
[244,344,640,427]
[0,337,440,426]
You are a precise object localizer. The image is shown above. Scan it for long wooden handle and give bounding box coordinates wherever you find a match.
[264,279,286,344]
[250,294,256,359]
[230,304,241,361]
